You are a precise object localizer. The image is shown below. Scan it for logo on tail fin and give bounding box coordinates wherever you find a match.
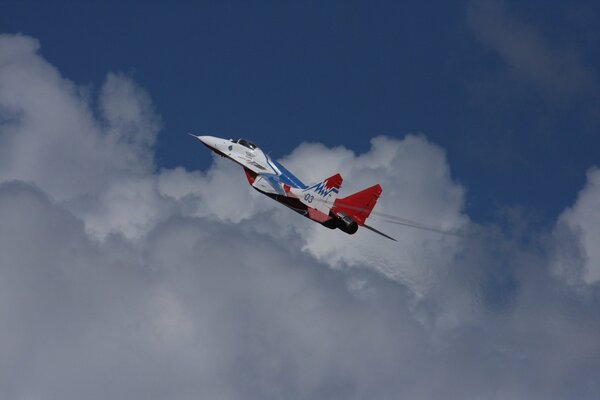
[306,181,339,197]
[294,173,343,214]
[304,173,342,198]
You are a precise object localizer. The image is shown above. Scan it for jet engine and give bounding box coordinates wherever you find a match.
[334,211,358,234]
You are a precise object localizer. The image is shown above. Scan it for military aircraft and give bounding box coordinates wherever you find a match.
[192,135,396,241]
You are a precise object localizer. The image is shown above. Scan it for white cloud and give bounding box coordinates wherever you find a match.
[277,135,468,294]
[153,135,469,295]
[1,33,600,399]
[0,33,162,239]
[553,167,600,285]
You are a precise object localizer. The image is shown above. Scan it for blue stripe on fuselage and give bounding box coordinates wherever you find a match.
[268,158,307,189]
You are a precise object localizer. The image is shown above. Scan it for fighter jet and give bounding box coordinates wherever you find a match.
[192,135,396,241]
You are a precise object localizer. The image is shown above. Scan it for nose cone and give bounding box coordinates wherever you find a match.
[197,135,212,145]
[188,134,213,145]
[191,134,229,156]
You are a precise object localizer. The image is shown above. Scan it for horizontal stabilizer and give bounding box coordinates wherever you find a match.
[363,224,397,241]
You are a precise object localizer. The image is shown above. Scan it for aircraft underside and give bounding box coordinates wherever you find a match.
[254,188,358,234]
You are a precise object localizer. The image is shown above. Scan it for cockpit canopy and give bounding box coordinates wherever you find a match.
[231,138,258,150]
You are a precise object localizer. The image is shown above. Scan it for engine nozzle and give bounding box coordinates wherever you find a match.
[334,211,358,234]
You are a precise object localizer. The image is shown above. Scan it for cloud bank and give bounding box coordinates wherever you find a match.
[1,34,600,399]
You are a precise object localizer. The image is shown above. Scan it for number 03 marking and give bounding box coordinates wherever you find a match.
[304,193,314,203]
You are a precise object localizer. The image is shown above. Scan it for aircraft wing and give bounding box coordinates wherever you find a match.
[251,174,286,195]
[229,151,274,175]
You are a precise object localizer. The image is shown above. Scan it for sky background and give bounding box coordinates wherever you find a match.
[1,1,600,399]
[2,0,599,221]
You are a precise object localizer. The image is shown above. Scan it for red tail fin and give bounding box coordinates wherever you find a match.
[333,184,382,225]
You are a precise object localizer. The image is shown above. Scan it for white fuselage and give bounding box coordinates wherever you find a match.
[195,135,274,175]
[193,135,309,198]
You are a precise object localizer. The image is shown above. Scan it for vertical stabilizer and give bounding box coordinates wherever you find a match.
[332,184,382,225]
[291,173,343,214]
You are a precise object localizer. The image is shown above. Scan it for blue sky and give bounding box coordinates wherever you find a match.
[2,2,600,398]
[3,0,598,222]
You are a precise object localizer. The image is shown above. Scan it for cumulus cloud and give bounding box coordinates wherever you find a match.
[156,136,469,294]
[277,136,468,293]
[553,167,600,285]
[1,33,600,399]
